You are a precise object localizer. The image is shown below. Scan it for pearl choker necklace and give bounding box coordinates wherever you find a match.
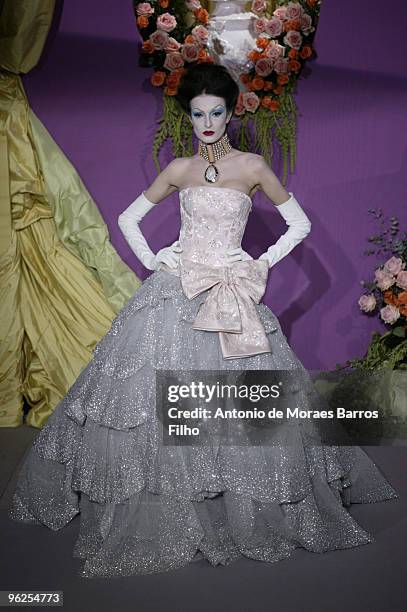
[198,133,232,183]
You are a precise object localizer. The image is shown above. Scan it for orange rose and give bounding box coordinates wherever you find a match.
[159,0,169,7]
[151,71,166,87]
[284,19,301,31]
[383,290,398,306]
[288,59,301,72]
[240,74,250,84]
[197,54,214,64]
[288,48,298,59]
[300,45,313,59]
[165,86,178,96]
[263,80,273,91]
[256,37,269,49]
[273,85,283,95]
[195,8,209,24]
[261,96,272,108]
[142,40,154,54]
[177,67,188,76]
[398,293,407,316]
[137,15,149,28]
[248,50,262,61]
[307,0,318,6]
[269,99,280,112]
[166,73,180,88]
[398,291,407,306]
[184,34,196,44]
[277,74,289,85]
[251,75,265,90]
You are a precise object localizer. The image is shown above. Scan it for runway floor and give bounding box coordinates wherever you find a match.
[1,426,406,612]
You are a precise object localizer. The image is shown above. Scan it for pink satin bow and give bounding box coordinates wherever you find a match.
[180,258,271,359]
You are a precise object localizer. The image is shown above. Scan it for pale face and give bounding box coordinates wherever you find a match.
[189,94,232,144]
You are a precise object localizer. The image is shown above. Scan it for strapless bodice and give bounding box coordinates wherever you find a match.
[157,185,270,360]
[179,186,252,266]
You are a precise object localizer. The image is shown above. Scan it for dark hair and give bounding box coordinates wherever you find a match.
[176,63,240,116]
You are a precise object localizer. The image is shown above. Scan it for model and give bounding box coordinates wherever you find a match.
[8,63,398,578]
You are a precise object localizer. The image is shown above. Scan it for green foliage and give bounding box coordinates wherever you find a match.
[236,88,298,186]
[152,95,193,170]
[345,330,407,371]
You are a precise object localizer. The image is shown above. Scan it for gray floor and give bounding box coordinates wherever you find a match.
[1,426,406,612]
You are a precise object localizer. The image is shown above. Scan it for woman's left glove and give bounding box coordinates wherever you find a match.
[226,247,253,263]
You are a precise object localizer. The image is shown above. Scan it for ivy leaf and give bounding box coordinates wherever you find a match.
[392,326,406,338]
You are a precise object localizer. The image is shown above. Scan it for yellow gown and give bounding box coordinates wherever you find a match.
[0,2,141,428]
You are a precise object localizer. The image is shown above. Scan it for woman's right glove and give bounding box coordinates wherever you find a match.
[258,192,311,268]
[118,191,182,270]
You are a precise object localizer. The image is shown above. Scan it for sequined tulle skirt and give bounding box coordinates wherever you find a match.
[8,270,398,578]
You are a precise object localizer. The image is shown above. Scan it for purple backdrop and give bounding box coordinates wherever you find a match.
[23,0,407,370]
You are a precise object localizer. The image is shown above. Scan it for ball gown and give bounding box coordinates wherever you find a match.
[8,185,398,578]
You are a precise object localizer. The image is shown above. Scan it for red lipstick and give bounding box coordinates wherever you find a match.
[203,130,214,135]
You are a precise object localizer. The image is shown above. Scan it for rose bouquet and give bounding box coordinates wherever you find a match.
[347,209,407,370]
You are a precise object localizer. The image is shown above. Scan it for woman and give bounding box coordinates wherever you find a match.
[8,63,398,578]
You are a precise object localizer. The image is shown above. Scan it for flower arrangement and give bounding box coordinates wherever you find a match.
[231,0,321,183]
[235,0,317,114]
[134,0,322,183]
[345,209,407,370]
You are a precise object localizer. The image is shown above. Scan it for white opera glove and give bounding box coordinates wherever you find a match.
[117,191,182,271]
[258,192,311,268]
[160,239,183,269]
[226,247,253,263]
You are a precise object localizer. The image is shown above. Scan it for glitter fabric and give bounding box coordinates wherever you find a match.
[8,186,398,578]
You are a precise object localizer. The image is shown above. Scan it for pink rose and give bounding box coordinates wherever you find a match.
[136,2,154,16]
[242,91,260,113]
[273,6,288,20]
[374,268,395,291]
[254,18,267,34]
[251,0,267,14]
[149,29,170,50]
[191,25,209,44]
[163,51,184,71]
[284,30,303,50]
[300,13,313,35]
[384,256,404,276]
[396,270,407,290]
[164,37,181,53]
[265,17,283,38]
[234,93,245,115]
[181,43,200,63]
[265,41,283,61]
[286,2,304,21]
[380,304,400,325]
[157,13,177,33]
[358,294,376,313]
[273,57,289,74]
[186,0,201,10]
[255,57,274,77]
